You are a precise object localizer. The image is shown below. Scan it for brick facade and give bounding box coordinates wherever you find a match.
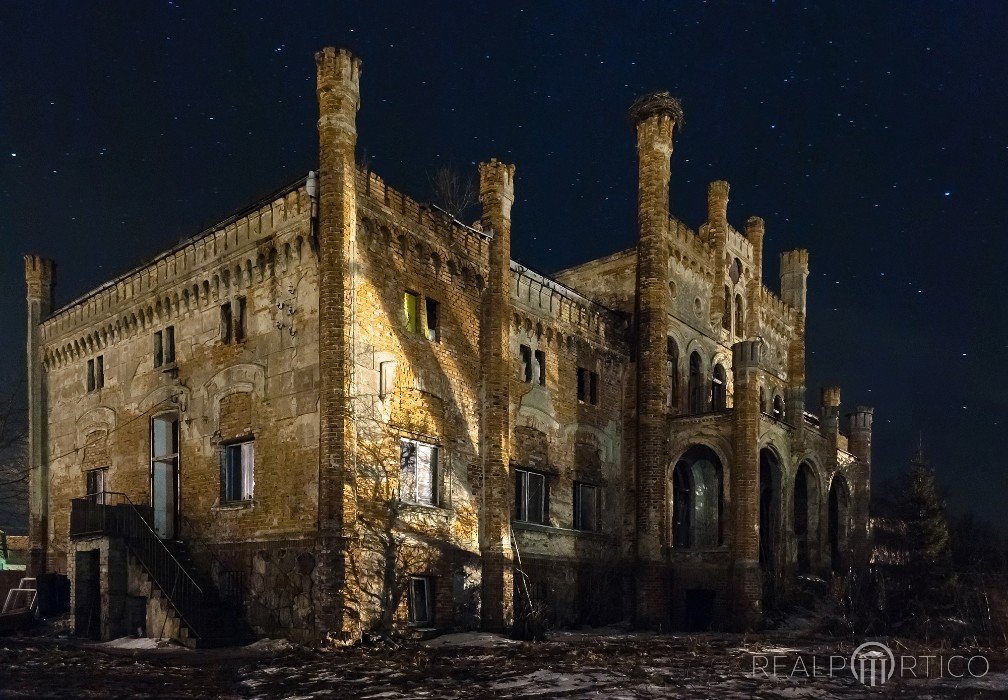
[26,47,871,642]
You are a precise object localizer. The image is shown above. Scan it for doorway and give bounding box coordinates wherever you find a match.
[151,412,180,539]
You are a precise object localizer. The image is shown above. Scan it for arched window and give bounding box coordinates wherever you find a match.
[794,462,820,575]
[666,337,679,411]
[722,286,732,331]
[734,294,744,337]
[829,475,850,573]
[759,448,782,609]
[711,363,727,411]
[688,352,705,414]
[772,394,784,420]
[672,445,724,549]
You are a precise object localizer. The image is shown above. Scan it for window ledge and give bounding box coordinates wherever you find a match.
[213,499,255,512]
[512,520,608,539]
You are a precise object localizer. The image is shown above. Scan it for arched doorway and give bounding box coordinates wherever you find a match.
[759,448,782,608]
[793,462,820,575]
[671,445,724,549]
[828,474,850,573]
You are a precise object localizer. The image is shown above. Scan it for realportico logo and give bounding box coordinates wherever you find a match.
[751,640,990,687]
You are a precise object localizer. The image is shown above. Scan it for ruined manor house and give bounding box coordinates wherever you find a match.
[24,47,872,646]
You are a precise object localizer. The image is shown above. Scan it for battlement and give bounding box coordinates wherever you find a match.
[24,255,55,287]
[479,158,516,195]
[757,286,799,324]
[314,47,362,86]
[732,338,764,370]
[821,385,841,408]
[781,248,809,270]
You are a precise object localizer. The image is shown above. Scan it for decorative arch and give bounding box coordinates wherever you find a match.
[671,444,724,549]
[76,406,117,445]
[828,473,851,573]
[793,460,822,575]
[203,363,266,424]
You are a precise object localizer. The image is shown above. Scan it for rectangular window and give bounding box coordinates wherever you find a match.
[85,467,108,505]
[400,438,437,505]
[425,297,440,342]
[576,367,586,402]
[151,413,180,539]
[534,350,546,386]
[87,359,96,392]
[235,296,246,342]
[515,469,547,524]
[379,360,397,400]
[153,331,163,368]
[96,355,104,389]
[404,291,419,333]
[589,371,598,406]
[573,482,599,532]
[519,345,532,382]
[164,326,175,364]
[221,302,233,343]
[408,576,433,625]
[221,440,255,503]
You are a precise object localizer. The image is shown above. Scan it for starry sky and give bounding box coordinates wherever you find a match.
[1,2,1005,533]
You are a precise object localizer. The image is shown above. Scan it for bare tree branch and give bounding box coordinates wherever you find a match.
[429,165,477,221]
[0,386,28,532]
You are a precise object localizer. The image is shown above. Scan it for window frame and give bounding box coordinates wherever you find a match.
[220,438,255,504]
[519,345,532,383]
[85,467,109,505]
[399,437,438,506]
[408,576,434,626]
[424,297,440,342]
[515,468,548,525]
[534,349,546,386]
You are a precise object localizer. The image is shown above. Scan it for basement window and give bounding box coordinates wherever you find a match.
[86,355,104,392]
[425,297,440,342]
[221,440,255,503]
[154,326,175,368]
[85,467,108,505]
[534,350,546,386]
[573,482,600,532]
[404,291,419,333]
[515,468,547,525]
[400,438,437,506]
[519,345,532,382]
[408,576,433,625]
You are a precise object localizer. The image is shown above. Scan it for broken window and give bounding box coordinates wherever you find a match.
[221,439,255,503]
[425,297,440,342]
[534,350,546,386]
[573,482,599,531]
[672,445,724,549]
[519,345,532,382]
[408,576,433,625]
[154,327,175,368]
[515,468,547,524]
[666,337,679,411]
[688,351,705,414]
[404,291,419,333]
[711,363,727,411]
[379,360,397,400]
[85,467,108,505]
[400,438,437,506]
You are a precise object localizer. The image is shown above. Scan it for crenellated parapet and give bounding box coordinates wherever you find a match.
[39,179,314,369]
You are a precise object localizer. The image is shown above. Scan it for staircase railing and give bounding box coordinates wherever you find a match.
[69,492,206,639]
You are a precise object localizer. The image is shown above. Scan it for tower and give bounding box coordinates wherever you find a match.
[478,158,516,630]
[25,255,54,576]
[314,46,361,641]
[820,385,842,451]
[630,91,683,628]
[745,216,765,287]
[780,249,809,431]
[706,180,730,331]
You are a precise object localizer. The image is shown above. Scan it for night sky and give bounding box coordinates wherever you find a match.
[1,2,1005,532]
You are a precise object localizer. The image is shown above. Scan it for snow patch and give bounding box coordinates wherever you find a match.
[424,631,519,648]
[102,636,181,650]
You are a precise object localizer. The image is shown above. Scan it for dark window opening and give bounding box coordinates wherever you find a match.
[235,297,246,342]
[666,338,679,411]
[86,359,95,392]
[734,294,744,337]
[711,364,727,411]
[153,331,163,368]
[672,445,724,549]
[688,351,705,414]
[408,576,433,625]
[589,371,598,405]
[573,482,599,531]
[722,285,731,331]
[425,297,440,342]
[85,467,108,504]
[772,394,785,420]
[577,367,587,402]
[534,350,546,386]
[154,327,175,368]
[520,345,532,382]
[221,302,233,343]
[515,468,547,524]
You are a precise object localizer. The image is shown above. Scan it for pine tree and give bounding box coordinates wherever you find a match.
[903,445,957,624]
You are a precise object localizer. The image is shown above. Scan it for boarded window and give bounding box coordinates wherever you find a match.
[573,482,599,531]
[425,297,440,342]
[400,438,437,505]
[379,360,397,400]
[221,440,255,502]
[404,291,419,333]
[515,469,547,524]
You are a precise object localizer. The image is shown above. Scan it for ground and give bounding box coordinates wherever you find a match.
[0,628,1005,698]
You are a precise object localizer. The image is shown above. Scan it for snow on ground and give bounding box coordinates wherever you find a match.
[424,631,518,648]
[101,636,181,650]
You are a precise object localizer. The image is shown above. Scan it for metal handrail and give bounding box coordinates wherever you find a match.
[70,491,206,637]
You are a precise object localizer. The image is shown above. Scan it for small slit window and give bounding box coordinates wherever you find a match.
[404,291,419,333]
[425,297,440,342]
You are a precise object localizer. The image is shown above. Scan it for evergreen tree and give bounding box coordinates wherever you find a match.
[903,445,957,623]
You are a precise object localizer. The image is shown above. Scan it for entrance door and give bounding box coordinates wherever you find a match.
[151,413,180,539]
